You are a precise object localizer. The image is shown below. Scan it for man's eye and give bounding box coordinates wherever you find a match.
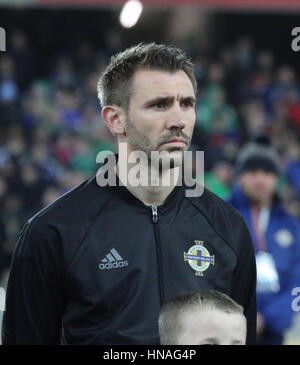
[182,100,193,108]
[154,102,167,109]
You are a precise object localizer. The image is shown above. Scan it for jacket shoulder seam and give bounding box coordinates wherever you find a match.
[186,192,242,258]
[65,193,114,273]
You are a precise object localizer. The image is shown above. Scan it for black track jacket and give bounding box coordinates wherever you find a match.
[2,170,257,345]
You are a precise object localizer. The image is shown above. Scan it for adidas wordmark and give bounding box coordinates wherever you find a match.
[99,248,128,270]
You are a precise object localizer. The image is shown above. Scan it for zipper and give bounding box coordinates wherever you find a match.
[151,205,158,223]
[151,205,165,305]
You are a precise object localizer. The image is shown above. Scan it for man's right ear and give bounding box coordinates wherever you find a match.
[101,105,126,137]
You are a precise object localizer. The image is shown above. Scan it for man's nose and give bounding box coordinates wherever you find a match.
[165,103,186,130]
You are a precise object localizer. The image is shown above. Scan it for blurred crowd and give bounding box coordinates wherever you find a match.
[0,30,300,288]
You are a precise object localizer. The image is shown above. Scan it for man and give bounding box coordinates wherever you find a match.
[159,290,247,345]
[228,138,300,345]
[2,43,256,345]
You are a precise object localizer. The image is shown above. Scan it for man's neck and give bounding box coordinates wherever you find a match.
[115,157,181,206]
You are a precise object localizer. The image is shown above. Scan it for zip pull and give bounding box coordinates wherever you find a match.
[151,205,158,223]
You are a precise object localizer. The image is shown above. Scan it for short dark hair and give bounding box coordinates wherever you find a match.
[97,42,197,110]
[158,290,245,345]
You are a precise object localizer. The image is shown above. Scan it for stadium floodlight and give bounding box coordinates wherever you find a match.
[119,0,143,29]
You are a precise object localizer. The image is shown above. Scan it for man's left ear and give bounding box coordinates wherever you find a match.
[101,105,126,136]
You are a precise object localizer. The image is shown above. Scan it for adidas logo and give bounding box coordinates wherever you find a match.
[99,248,129,270]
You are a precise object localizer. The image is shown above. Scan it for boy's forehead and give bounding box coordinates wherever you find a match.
[183,308,246,327]
[130,68,195,97]
[182,308,247,335]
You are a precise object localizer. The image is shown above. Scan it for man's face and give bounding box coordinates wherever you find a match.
[122,69,196,166]
[238,169,277,205]
[177,308,247,345]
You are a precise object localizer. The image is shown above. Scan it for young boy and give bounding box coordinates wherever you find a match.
[159,290,247,345]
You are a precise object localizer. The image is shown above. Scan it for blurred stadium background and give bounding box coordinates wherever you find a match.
[0,0,300,344]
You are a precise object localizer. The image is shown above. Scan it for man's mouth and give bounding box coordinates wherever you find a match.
[161,137,187,148]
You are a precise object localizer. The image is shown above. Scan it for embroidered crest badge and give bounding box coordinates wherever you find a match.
[184,240,215,276]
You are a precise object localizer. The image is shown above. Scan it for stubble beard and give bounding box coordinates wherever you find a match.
[124,115,191,171]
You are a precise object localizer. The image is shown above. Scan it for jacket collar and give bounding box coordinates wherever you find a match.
[93,154,185,211]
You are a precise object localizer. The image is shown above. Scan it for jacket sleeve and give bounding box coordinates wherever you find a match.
[259,289,297,334]
[258,224,300,334]
[1,220,65,345]
[231,216,257,345]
